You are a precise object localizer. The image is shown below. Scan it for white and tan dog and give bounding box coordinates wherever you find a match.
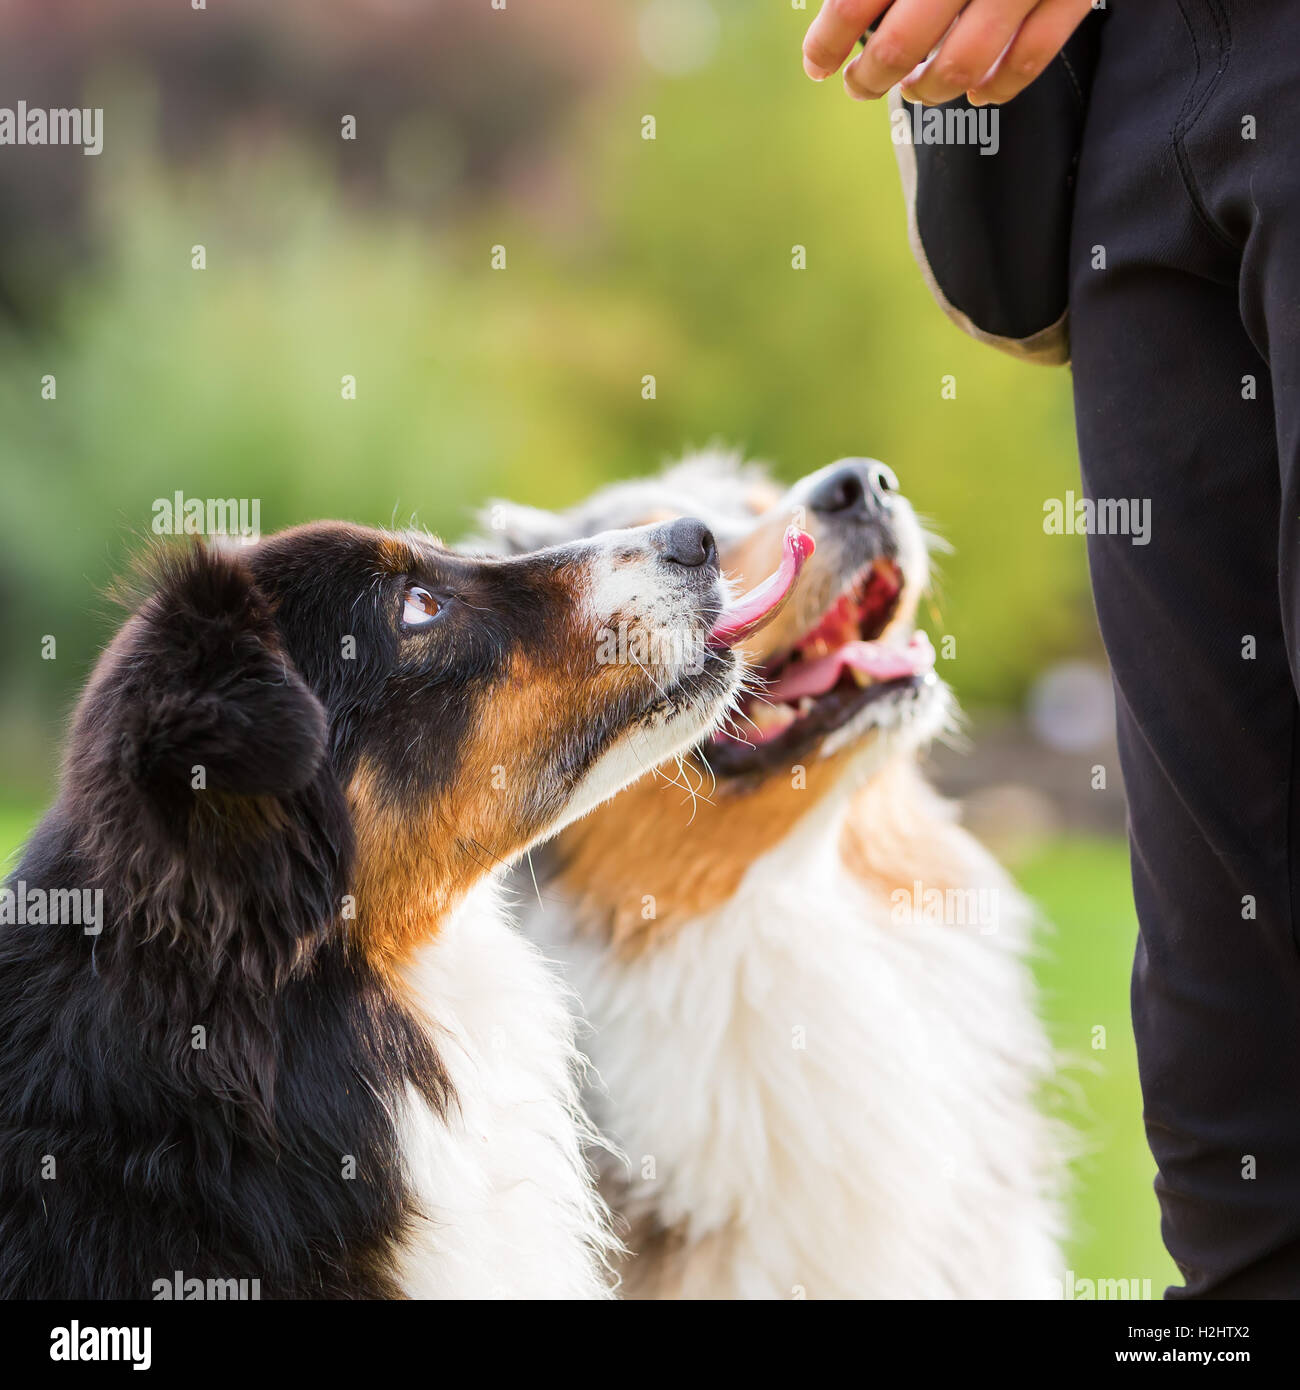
[477,451,1067,1299]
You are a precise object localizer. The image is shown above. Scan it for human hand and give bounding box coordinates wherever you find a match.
[801,0,1095,107]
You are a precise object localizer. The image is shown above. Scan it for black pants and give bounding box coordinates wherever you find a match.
[1069,0,1300,1297]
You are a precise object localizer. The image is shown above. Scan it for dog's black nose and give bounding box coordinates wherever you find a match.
[659,518,718,569]
[809,459,896,517]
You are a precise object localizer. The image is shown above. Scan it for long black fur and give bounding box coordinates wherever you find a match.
[0,536,450,1299]
[0,519,722,1298]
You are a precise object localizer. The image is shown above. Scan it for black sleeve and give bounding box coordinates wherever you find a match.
[888,10,1105,365]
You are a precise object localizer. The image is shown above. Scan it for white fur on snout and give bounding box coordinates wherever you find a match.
[582,526,711,665]
[559,527,745,829]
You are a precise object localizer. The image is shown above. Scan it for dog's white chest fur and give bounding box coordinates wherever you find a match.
[527,804,1064,1300]
[392,882,610,1299]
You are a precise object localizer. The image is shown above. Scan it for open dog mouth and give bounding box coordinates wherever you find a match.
[707,555,936,774]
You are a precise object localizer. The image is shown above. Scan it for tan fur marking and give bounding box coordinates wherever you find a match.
[347,622,648,973]
[839,759,982,905]
[553,744,859,951]
[345,759,461,974]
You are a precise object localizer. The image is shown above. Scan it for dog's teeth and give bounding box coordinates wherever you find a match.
[798,697,814,716]
[851,668,873,688]
[752,701,795,732]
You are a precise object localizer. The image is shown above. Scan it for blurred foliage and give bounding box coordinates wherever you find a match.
[0,0,1094,797]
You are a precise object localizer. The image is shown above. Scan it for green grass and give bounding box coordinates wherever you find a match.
[0,800,1173,1294]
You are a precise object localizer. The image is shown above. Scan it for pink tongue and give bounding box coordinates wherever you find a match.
[708,527,815,649]
[766,631,935,701]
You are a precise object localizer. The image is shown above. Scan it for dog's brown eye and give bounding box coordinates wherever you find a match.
[401,585,441,628]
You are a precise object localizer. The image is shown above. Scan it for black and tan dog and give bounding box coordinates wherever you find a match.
[0,515,804,1299]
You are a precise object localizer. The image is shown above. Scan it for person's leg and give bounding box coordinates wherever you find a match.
[1069,0,1300,1297]
[1217,4,1300,698]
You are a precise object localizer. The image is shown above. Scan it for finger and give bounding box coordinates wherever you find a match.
[900,0,1037,106]
[843,0,964,102]
[802,0,893,82]
[967,0,1094,105]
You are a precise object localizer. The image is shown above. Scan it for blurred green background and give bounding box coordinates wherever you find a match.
[0,0,1172,1295]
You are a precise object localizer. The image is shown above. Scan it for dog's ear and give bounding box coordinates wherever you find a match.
[105,541,328,804]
